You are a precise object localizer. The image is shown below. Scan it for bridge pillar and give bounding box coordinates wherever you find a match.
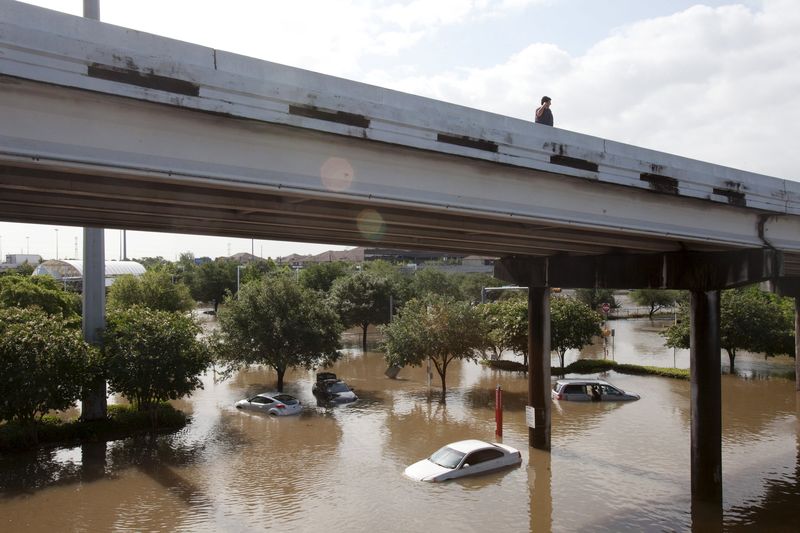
[774,278,800,390]
[81,227,106,421]
[690,290,722,503]
[794,295,800,391]
[528,286,551,450]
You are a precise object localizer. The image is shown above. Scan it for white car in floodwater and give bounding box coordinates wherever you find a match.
[235,393,302,416]
[404,440,522,482]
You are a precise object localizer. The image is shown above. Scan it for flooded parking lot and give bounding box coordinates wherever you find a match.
[1,321,798,532]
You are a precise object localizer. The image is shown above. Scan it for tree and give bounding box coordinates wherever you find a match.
[550,296,603,374]
[241,258,281,285]
[479,298,528,363]
[455,273,505,304]
[108,271,195,313]
[408,268,462,300]
[136,256,173,271]
[190,259,238,313]
[575,288,617,311]
[0,274,80,318]
[381,294,487,393]
[0,307,95,424]
[216,275,342,392]
[14,262,36,276]
[662,286,794,373]
[299,261,351,293]
[330,271,395,351]
[104,306,209,412]
[629,289,682,319]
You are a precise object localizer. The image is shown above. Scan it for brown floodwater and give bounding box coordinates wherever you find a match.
[1,320,798,532]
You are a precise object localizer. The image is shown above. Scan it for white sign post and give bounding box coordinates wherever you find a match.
[525,405,536,428]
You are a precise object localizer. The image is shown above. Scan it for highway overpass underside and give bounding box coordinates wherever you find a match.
[496,251,800,520]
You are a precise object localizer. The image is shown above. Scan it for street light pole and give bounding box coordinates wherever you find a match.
[54,228,59,259]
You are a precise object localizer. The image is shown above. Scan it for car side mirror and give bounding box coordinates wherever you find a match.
[462,463,470,468]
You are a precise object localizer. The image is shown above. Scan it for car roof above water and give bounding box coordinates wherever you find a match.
[447,440,498,454]
[555,379,611,386]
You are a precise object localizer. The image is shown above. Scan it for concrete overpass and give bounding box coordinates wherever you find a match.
[1,0,799,514]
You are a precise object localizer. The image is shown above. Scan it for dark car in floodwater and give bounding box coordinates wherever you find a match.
[312,372,358,405]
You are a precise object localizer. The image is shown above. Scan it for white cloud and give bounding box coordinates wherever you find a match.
[20,0,547,76]
[367,0,800,179]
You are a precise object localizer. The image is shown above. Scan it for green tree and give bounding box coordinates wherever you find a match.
[240,258,281,285]
[479,298,529,364]
[0,274,80,318]
[136,256,173,271]
[330,271,395,351]
[551,296,603,374]
[629,289,682,319]
[108,271,195,313]
[14,262,36,276]
[381,295,487,393]
[216,275,342,392]
[575,288,617,311]
[408,268,462,300]
[662,286,794,373]
[456,272,505,304]
[364,260,413,303]
[0,307,95,424]
[104,306,209,412]
[299,261,351,293]
[191,259,238,313]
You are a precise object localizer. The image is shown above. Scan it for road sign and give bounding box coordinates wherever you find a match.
[601,302,611,313]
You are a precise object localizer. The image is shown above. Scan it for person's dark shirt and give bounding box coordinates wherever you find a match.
[535,107,553,126]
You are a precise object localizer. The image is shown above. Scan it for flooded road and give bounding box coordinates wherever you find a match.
[1,323,798,532]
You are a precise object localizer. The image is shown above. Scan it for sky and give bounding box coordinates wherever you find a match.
[2,0,797,262]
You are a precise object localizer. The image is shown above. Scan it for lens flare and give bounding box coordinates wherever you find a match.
[320,157,354,192]
[356,209,386,241]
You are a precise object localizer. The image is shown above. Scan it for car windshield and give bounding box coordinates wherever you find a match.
[429,446,466,469]
[327,382,350,393]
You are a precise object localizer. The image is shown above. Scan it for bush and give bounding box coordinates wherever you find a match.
[483,357,690,380]
[0,307,97,424]
[0,403,188,452]
[104,306,210,412]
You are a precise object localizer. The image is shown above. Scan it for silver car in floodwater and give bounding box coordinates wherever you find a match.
[235,393,303,416]
[552,379,640,402]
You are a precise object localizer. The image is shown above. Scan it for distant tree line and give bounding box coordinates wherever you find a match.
[0,252,796,424]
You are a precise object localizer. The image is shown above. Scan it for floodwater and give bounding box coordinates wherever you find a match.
[1,319,798,532]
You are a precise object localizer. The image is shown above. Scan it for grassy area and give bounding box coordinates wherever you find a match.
[483,358,690,380]
[0,404,188,453]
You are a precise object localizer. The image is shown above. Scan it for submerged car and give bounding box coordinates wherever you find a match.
[404,440,522,482]
[312,373,358,405]
[551,379,640,402]
[235,393,302,416]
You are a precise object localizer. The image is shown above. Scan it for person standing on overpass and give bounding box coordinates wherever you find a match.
[535,96,553,126]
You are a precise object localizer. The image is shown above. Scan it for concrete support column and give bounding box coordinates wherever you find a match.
[689,290,722,503]
[528,286,551,450]
[795,297,799,392]
[81,227,106,420]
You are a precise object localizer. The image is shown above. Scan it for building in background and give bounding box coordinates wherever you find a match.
[33,259,145,289]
